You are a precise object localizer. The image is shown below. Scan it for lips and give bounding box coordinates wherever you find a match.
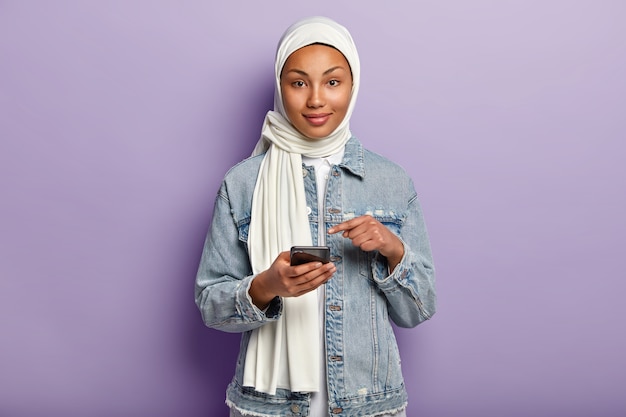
[304,113,331,126]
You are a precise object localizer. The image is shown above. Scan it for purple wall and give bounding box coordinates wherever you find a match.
[1,1,625,416]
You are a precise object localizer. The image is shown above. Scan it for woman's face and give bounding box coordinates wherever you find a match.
[280,44,352,140]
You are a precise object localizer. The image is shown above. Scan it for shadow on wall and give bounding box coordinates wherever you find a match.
[179,80,274,415]
[189,321,241,414]
[178,220,242,415]
[209,69,275,166]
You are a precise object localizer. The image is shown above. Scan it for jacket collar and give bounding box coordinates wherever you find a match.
[339,137,366,178]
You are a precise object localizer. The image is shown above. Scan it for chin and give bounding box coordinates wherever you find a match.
[303,134,326,140]
[300,128,334,140]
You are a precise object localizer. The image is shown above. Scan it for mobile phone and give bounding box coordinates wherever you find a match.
[290,246,330,266]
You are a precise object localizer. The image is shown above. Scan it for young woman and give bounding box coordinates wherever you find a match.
[195,16,436,417]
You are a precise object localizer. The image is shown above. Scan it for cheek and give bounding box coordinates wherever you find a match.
[282,90,301,113]
[332,90,351,112]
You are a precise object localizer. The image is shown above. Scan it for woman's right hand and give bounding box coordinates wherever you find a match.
[249,251,336,309]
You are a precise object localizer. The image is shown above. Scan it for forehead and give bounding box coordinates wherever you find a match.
[281,44,350,74]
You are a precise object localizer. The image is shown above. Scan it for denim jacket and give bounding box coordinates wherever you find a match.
[195,137,436,417]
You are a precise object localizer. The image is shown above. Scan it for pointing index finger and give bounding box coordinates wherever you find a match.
[328,217,362,234]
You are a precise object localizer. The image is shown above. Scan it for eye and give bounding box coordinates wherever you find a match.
[292,80,306,88]
[328,79,340,87]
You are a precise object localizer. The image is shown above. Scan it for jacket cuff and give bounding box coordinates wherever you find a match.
[235,275,282,321]
[371,240,411,291]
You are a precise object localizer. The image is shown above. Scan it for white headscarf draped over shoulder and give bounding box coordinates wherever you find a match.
[244,16,360,395]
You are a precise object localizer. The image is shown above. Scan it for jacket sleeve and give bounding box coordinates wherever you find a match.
[194,181,282,333]
[371,188,436,328]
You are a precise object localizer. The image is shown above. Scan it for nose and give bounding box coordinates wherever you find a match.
[307,86,324,108]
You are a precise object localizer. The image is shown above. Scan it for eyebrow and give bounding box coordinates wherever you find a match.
[285,66,347,77]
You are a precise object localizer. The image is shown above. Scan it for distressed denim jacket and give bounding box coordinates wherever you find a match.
[195,137,436,417]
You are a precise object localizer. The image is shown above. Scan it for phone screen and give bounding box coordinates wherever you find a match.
[290,246,330,266]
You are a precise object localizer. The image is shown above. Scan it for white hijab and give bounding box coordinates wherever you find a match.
[243,16,360,395]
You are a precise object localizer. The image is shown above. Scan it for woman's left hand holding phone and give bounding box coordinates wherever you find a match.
[249,251,336,310]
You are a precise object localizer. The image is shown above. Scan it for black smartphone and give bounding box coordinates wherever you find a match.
[290,246,331,266]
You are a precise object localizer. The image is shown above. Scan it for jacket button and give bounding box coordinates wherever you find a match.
[306,206,312,215]
[329,305,341,311]
[302,168,308,177]
[332,407,343,414]
[291,404,300,413]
